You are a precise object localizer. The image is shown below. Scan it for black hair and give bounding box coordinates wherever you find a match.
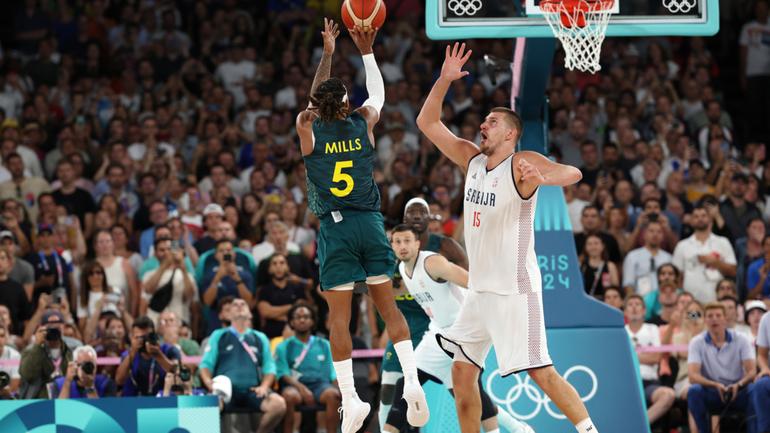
[391,223,418,237]
[310,78,348,122]
[717,295,738,308]
[133,316,155,331]
[217,295,236,314]
[287,301,317,331]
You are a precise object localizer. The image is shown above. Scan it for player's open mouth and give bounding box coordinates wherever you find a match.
[480,132,488,140]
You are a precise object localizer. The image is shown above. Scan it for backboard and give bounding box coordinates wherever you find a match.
[426,0,719,39]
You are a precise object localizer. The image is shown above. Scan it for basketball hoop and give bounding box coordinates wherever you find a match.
[539,0,614,74]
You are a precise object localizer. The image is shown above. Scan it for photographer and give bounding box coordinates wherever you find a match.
[18,310,74,398]
[201,239,255,333]
[159,360,196,397]
[115,316,181,396]
[54,345,115,399]
[0,324,20,398]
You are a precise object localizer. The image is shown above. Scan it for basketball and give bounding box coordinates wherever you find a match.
[341,0,387,30]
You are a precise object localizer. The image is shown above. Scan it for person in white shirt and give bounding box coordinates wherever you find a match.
[622,221,673,296]
[672,206,737,303]
[214,43,256,109]
[624,295,675,424]
[385,225,534,433]
[0,324,20,397]
[251,221,300,264]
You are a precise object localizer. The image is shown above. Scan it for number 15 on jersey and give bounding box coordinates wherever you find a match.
[472,211,481,227]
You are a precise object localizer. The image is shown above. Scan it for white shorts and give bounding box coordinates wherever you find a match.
[415,327,454,388]
[437,290,552,376]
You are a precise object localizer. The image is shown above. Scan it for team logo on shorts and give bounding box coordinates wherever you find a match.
[485,365,598,420]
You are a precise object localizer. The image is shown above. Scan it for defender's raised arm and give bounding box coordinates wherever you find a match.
[416,43,480,170]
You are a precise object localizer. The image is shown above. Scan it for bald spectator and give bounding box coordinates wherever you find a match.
[252,221,301,264]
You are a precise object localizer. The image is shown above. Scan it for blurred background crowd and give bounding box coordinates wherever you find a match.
[0,0,768,432]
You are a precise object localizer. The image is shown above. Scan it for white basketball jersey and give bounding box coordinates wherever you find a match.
[399,251,464,329]
[463,153,541,295]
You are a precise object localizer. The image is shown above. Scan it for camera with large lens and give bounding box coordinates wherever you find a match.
[139,332,160,353]
[80,361,95,375]
[45,327,61,342]
[178,366,191,382]
[0,371,10,389]
[143,332,159,346]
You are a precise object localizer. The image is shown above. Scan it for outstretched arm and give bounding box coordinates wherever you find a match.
[350,27,383,127]
[417,43,479,171]
[297,18,339,156]
[309,18,339,104]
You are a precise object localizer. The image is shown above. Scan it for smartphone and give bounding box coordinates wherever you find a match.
[223,253,232,262]
[105,293,121,304]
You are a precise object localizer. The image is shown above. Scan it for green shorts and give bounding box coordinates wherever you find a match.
[317,210,395,291]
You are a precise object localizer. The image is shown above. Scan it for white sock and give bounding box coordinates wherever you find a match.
[495,405,530,433]
[576,417,597,433]
[378,402,392,431]
[393,340,418,382]
[485,429,500,433]
[333,359,357,402]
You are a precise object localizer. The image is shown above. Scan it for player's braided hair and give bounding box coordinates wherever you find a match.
[310,78,348,122]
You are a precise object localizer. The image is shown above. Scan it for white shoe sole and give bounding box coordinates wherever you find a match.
[403,385,430,427]
[341,401,370,433]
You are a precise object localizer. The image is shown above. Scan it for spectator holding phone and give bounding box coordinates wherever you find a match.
[115,316,181,397]
[201,239,255,334]
[142,238,197,324]
[54,345,116,399]
[18,309,74,398]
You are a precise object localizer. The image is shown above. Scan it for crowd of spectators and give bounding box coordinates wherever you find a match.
[0,0,768,432]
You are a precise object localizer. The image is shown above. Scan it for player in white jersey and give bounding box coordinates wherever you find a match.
[416,43,597,433]
[383,224,535,433]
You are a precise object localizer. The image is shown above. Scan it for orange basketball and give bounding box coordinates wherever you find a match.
[341,0,387,30]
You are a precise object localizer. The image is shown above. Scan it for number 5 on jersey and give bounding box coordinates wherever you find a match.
[472,211,481,227]
[330,160,354,197]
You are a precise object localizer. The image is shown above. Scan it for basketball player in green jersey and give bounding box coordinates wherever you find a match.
[377,197,468,431]
[295,19,428,433]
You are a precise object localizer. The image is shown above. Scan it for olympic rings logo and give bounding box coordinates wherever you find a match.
[485,365,598,420]
[662,0,697,14]
[447,0,483,16]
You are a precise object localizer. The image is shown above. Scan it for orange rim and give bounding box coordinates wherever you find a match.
[539,0,615,13]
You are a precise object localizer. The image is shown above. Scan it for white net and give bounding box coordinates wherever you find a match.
[662,0,697,13]
[540,0,614,74]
